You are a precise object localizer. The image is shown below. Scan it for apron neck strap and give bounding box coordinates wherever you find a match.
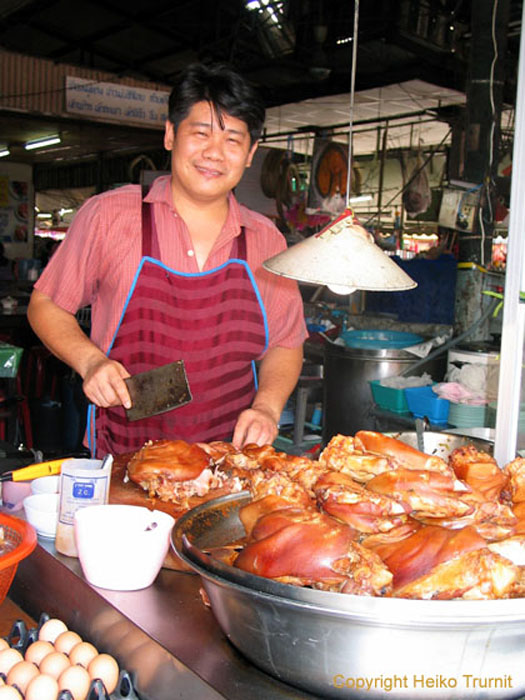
[141,186,160,259]
[141,186,247,263]
[232,227,247,260]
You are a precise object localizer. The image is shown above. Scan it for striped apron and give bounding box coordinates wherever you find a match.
[88,198,268,458]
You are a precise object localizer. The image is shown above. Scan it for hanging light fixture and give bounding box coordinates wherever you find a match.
[263,1,417,296]
[0,146,10,158]
[264,209,416,295]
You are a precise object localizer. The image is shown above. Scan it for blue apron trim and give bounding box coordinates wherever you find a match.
[90,255,269,454]
[87,403,96,457]
[106,255,269,356]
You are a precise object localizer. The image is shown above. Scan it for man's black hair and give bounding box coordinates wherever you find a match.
[168,63,265,146]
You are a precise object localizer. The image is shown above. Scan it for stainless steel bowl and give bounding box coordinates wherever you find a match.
[172,433,525,699]
[385,430,494,458]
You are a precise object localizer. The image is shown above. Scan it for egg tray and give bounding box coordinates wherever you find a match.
[3,613,142,700]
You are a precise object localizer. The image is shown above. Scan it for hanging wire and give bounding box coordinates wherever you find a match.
[345,0,360,209]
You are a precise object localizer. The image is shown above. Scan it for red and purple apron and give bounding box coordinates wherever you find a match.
[88,197,268,458]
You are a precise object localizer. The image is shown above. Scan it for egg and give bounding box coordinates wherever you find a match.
[58,664,91,700]
[0,641,9,653]
[0,648,23,676]
[39,650,70,679]
[6,660,39,694]
[54,630,83,656]
[38,618,68,644]
[0,686,22,699]
[88,653,119,695]
[25,673,59,700]
[24,640,54,666]
[69,642,98,668]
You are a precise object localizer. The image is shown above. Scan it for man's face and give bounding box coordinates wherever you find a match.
[164,100,258,204]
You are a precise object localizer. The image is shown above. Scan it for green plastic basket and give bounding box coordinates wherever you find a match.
[0,342,23,378]
[370,380,410,414]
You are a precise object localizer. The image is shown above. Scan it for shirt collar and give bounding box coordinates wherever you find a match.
[145,175,249,239]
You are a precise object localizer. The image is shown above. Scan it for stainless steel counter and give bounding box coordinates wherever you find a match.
[11,539,319,700]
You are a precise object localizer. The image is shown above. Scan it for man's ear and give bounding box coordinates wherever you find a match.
[246,140,259,168]
[164,120,175,151]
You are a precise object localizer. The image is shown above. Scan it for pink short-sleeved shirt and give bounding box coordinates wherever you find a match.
[35,175,307,355]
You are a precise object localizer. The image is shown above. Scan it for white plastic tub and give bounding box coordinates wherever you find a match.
[74,504,175,591]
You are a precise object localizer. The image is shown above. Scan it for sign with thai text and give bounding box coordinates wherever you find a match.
[65,76,169,128]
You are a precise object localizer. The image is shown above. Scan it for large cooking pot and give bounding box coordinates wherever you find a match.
[323,341,447,442]
[171,433,525,700]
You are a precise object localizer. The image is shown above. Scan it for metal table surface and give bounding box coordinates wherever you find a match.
[11,538,320,700]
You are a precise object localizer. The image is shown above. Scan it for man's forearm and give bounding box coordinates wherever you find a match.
[27,290,106,379]
[252,345,303,422]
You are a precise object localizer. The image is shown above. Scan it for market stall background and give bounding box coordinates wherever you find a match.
[0,0,521,452]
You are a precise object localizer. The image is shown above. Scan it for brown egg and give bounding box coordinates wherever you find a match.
[24,640,55,666]
[58,664,91,700]
[69,642,98,668]
[54,630,83,656]
[39,650,71,679]
[0,686,22,699]
[38,618,68,644]
[25,673,60,700]
[88,653,119,695]
[0,648,23,676]
[6,660,39,694]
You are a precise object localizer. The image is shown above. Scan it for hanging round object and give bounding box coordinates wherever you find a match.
[315,143,347,198]
[314,143,361,198]
[260,150,285,199]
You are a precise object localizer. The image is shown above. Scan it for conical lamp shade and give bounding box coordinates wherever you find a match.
[263,210,417,293]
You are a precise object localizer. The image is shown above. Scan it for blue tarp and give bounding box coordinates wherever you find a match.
[365,254,457,324]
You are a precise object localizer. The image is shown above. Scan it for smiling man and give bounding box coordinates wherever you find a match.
[28,63,307,458]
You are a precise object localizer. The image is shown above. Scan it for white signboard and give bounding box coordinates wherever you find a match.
[66,76,169,128]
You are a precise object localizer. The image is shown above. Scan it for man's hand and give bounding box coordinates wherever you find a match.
[232,405,279,449]
[231,345,303,449]
[82,357,132,408]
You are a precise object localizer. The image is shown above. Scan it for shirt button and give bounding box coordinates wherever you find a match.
[187,249,195,257]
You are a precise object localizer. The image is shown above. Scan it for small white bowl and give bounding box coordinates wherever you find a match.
[31,475,60,495]
[23,493,59,538]
[74,504,174,591]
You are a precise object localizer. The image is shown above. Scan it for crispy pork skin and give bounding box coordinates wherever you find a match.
[127,439,223,505]
[370,524,486,590]
[394,549,519,600]
[234,507,392,596]
[449,445,509,501]
[354,431,453,477]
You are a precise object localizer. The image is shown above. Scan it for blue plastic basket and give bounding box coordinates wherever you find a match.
[341,330,423,349]
[404,385,450,425]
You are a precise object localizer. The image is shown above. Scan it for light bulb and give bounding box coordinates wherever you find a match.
[327,284,356,295]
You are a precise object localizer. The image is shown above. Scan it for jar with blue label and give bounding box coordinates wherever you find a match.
[55,455,113,557]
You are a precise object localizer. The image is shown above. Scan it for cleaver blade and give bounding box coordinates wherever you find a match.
[124,360,192,422]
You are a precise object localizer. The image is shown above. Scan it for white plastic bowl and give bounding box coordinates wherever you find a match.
[74,504,175,591]
[23,493,59,538]
[31,475,60,495]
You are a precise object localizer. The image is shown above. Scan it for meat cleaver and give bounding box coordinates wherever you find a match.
[124,360,192,422]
